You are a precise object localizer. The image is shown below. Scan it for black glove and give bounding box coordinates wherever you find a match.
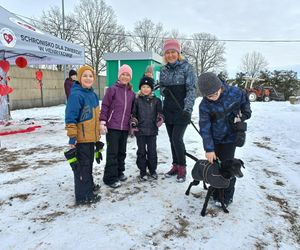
[95,141,104,164]
[235,131,246,147]
[233,121,247,132]
[182,110,191,121]
[64,148,80,171]
[233,122,247,147]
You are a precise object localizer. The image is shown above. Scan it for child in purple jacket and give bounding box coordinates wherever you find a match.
[100,64,135,188]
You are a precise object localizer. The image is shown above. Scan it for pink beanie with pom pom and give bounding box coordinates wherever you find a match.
[118,64,132,79]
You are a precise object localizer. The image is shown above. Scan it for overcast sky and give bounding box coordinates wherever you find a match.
[2,0,300,76]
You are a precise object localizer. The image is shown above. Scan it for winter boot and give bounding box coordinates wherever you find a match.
[108,181,122,189]
[138,174,148,182]
[76,194,101,205]
[149,171,158,180]
[118,173,128,182]
[176,165,186,183]
[165,164,178,178]
[93,184,101,192]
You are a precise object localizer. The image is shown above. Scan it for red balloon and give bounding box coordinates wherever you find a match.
[15,56,28,68]
[7,86,13,95]
[0,84,13,96]
[0,60,10,73]
[35,70,43,81]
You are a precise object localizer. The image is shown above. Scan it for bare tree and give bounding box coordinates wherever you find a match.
[183,33,226,77]
[38,6,79,42]
[240,51,268,79]
[129,18,167,54]
[75,0,127,74]
[35,6,79,70]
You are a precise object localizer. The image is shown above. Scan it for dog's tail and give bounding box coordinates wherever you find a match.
[185,151,198,162]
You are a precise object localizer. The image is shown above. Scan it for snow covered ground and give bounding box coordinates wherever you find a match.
[0,99,299,250]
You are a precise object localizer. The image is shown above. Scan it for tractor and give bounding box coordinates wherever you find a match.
[243,78,285,102]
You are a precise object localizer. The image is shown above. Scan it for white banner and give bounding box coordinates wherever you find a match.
[0,6,85,65]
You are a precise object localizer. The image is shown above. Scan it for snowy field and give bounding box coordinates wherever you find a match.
[0,98,299,250]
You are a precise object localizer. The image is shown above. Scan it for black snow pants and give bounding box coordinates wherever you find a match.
[165,123,188,166]
[74,143,95,202]
[103,129,128,185]
[136,135,157,175]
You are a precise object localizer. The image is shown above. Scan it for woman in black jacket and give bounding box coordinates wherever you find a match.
[159,39,197,182]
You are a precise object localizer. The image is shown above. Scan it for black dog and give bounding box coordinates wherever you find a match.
[185,153,244,216]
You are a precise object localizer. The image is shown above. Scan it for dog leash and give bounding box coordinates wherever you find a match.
[157,85,209,161]
[162,86,201,135]
[185,150,222,167]
[185,151,198,162]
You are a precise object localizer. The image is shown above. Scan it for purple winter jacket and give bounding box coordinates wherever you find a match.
[100,80,135,131]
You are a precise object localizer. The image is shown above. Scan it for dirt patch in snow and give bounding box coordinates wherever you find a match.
[266,194,300,245]
[253,141,275,151]
[9,193,31,201]
[262,168,281,178]
[0,145,65,172]
[152,215,190,239]
[2,177,27,185]
[33,211,66,223]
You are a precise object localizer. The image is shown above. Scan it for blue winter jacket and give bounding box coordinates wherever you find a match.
[199,82,251,152]
[65,82,100,144]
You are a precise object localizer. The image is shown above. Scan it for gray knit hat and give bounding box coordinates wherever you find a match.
[198,72,222,96]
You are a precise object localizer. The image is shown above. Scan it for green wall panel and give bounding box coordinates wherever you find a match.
[105,57,163,97]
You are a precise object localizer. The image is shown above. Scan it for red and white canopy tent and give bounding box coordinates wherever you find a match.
[0,5,85,122]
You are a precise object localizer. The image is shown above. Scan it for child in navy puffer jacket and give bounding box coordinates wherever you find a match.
[198,72,251,206]
[100,64,135,188]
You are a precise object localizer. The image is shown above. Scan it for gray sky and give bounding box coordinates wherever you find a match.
[2,0,300,76]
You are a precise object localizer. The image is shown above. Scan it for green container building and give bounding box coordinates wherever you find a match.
[103,52,163,93]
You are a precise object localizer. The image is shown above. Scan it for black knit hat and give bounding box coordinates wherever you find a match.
[69,69,77,78]
[139,76,154,90]
[198,72,222,96]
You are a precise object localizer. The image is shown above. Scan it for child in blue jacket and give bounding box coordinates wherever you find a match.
[65,65,101,205]
[198,72,251,206]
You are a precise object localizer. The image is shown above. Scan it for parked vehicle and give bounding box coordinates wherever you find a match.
[241,78,285,102]
[247,85,285,102]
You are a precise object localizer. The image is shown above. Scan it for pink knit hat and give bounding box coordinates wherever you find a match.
[118,64,132,79]
[163,39,181,54]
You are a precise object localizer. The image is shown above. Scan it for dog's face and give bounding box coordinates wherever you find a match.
[222,159,244,178]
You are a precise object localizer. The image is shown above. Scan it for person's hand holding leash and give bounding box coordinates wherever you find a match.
[182,110,191,121]
[206,151,217,163]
